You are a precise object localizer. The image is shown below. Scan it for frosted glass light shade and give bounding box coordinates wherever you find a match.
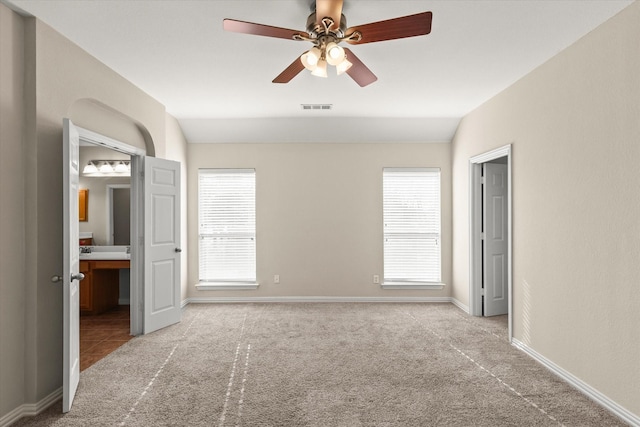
[99,161,114,173]
[115,161,129,173]
[336,58,353,75]
[325,42,345,66]
[310,59,328,78]
[301,47,322,71]
[83,162,98,174]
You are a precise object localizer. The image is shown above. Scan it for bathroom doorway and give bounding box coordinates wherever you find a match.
[79,148,134,371]
[65,119,181,411]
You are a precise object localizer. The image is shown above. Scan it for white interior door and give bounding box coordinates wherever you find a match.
[143,156,182,334]
[483,162,508,316]
[62,118,82,412]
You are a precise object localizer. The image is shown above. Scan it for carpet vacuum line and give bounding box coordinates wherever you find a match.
[402,309,566,427]
[118,312,201,426]
[235,343,251,427]
[219,312,249,427]
[449,309,504,341]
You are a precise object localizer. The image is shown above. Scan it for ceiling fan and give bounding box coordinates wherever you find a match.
[223,0,432,87]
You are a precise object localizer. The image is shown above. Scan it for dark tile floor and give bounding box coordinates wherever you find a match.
[80,305,132,371]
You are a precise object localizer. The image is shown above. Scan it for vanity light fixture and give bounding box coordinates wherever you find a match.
[99,162,114,173]
[82,160,131,177]
[114,161,129,173]
[83,161,99,174]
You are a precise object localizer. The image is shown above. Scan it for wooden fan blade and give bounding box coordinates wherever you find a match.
[345,11,432,45]
[273,55,306,84]
[343,48,377,87]
[223,19,303,41]
[315,0,343,30]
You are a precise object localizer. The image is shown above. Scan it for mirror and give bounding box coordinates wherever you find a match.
[79,145,130,245]
[108,185,131,245]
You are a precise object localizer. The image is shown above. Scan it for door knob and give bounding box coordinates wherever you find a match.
[175,248,182,253]
[51,275,63,283]
[70,273,85,282]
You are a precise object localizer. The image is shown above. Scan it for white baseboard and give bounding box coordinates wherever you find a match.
[183,296,453,304]
[0,387,61,427]
[512,338,640,427]
[450,297,469,313]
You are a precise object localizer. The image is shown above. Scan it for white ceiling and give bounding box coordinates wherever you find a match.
[5,0,634,143]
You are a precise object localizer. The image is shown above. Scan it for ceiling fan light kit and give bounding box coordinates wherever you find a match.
[223,0,432,87]
[302,37,351,77]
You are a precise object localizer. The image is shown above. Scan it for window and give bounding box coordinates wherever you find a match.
[198,169,256,285]
[383,168,441,287]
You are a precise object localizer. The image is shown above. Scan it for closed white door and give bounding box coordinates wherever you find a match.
[62,118,82,412]
[483,162,508,316]
[143,156,182,334]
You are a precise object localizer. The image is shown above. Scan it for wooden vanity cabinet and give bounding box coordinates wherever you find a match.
[79,261,92,312]
[79,260,130,315]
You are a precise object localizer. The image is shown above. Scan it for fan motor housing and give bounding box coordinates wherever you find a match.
[306,13,347,38]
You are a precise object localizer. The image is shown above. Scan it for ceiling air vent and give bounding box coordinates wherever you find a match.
[301,104,333,111]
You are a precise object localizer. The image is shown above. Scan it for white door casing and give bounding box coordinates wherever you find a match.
[482,162,509,317]
[63,119,82,412]
[469,144,512,341]
[143,156,182,334]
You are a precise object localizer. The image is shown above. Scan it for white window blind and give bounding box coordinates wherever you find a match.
[383,168,441,283]
[199,169,256,282]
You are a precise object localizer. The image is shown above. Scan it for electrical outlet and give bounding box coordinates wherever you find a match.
[373,274,380,284]
[274,274,280,284]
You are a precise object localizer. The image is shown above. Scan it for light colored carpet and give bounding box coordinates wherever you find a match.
[14,303,627,426]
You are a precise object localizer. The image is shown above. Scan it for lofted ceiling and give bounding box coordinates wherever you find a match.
[5,0,634,143]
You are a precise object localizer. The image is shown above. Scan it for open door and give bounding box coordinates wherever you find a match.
[482,162,508,316]
[143,156,182,334]
[62,118,82,412]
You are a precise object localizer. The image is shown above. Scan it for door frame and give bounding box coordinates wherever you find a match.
[77,125,145,335]
[469,144,512,341]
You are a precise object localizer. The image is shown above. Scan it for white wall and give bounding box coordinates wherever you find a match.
[188,142,451,300]
[451,1,640,418]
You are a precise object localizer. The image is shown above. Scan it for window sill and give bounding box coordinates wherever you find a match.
[196,282,259,291]
[381,282,445,290]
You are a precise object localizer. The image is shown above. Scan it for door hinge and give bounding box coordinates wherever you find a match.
[481,176,486,185]
[480,232,485,240]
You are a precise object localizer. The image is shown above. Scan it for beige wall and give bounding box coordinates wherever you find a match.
[451,1,640,417]
[0,6,187,421]
[0,2,26,418]
[23,17,167,404]
[187,142,451,300]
